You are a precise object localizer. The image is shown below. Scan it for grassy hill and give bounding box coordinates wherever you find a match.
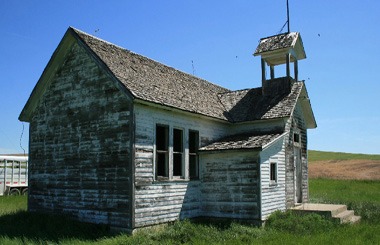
[308,150,380,162]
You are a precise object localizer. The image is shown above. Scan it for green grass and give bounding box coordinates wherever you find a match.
[0,196,27,215]
[309,179,380,204]
[0,196,110,244]
[309,178,380,223]
[1,179,380,245]
[2,151,379,244]
[308,150,380,161]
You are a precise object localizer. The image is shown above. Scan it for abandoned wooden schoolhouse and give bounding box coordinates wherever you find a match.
[19,27,316,232]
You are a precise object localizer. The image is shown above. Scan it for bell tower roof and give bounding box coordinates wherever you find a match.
[253,32,306,95]
[254,32,306,66]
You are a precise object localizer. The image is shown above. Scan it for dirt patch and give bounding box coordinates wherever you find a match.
[309,160,380,180]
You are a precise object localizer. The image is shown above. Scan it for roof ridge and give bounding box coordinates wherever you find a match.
[218,87,261,96]
[258,31,298,41]
[69,26,129,52]
[70,26,231,94]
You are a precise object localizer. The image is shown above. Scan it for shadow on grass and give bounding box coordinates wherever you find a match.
[189,217,261,230]
[0,211,113,242]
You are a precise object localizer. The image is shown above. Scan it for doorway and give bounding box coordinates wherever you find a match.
[294,147,302,204]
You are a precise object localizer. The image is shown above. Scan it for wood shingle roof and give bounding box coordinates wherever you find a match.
[73,28,230,120]
[219,81,302,123]
[253,32,306,66]
[72,28,304,123]
[199,132,284,151]
[254,32,298,55]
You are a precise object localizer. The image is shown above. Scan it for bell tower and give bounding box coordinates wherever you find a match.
[253,32,306,95]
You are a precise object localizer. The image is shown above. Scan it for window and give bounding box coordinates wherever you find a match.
[156,125,169,178]
[155,124,199,181]
[173,128,184,177]
[189,130,199,179]
[270,162,277,184]
[294,133,300,144]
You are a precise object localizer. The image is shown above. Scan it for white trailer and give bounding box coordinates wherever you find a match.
[0,155,28,196]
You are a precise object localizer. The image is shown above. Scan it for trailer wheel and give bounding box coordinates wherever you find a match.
[22,188,28,195]
[9,188,21,196]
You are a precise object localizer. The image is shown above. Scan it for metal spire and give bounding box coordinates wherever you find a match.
[287,0,290,33]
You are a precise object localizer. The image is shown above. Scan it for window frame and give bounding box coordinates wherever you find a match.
[172,127,184,179]
[270,162,277,185]
[293,130,301,147]
[154,123,199,182]
[188,130,199,180]
[155,124,169,180]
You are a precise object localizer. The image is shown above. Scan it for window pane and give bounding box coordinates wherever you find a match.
[294,133,300,143]
[189,130,199,179]
[189,131,199,153]
[173,153,182,176]
[157,152,168,177]
[189,155,198,179]
[173,129,183,153]
[156,125,168,151]
[156,124,169,178]
[270,163,276,182]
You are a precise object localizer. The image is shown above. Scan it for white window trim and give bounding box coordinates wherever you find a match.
[154,122,199,182]
[270,162,277,185]
[154,124,170,180]
[188,130,200,180]
[172,127,185,180]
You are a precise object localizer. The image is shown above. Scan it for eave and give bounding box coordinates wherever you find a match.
[299,84,317,129]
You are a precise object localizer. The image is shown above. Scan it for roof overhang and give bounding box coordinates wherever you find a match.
[254,32,306,67]
[298,83,317,129]
[134,98,229,124]
[262,132,288,150]
[199,131,284,152]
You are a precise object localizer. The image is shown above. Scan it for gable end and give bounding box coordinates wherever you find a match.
[19,27,134,122]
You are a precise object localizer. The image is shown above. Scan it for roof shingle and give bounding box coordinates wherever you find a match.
[200,132,284,151]
[219,81,302,122]
[74,28,230,120]
[72,28,303,123]
[254,32,298,55]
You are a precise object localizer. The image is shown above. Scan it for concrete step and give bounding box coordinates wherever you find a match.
[292,203,347,217]
[333,210,354,224]
[291,203,361,224]
[349,215,361,224]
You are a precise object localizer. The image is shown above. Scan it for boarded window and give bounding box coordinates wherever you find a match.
[173,128,183,177]
[189,130,199,179]
[156,125,169,178]
[270,162,277,183]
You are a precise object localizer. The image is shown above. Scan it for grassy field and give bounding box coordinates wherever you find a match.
[0,151,379,244]
[1,179,379,244]
[308,150,380,161]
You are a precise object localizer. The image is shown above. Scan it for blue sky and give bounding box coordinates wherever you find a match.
[1,1,379,154]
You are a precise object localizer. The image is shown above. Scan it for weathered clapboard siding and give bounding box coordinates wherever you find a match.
[28,41,133,230]
[260,136,286,220]
[134,181,202,227]
[284,102,308,208]
[294,103,309,203]
[133,103,229,228]
[200,151,260,220]
[231,118,286,135]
